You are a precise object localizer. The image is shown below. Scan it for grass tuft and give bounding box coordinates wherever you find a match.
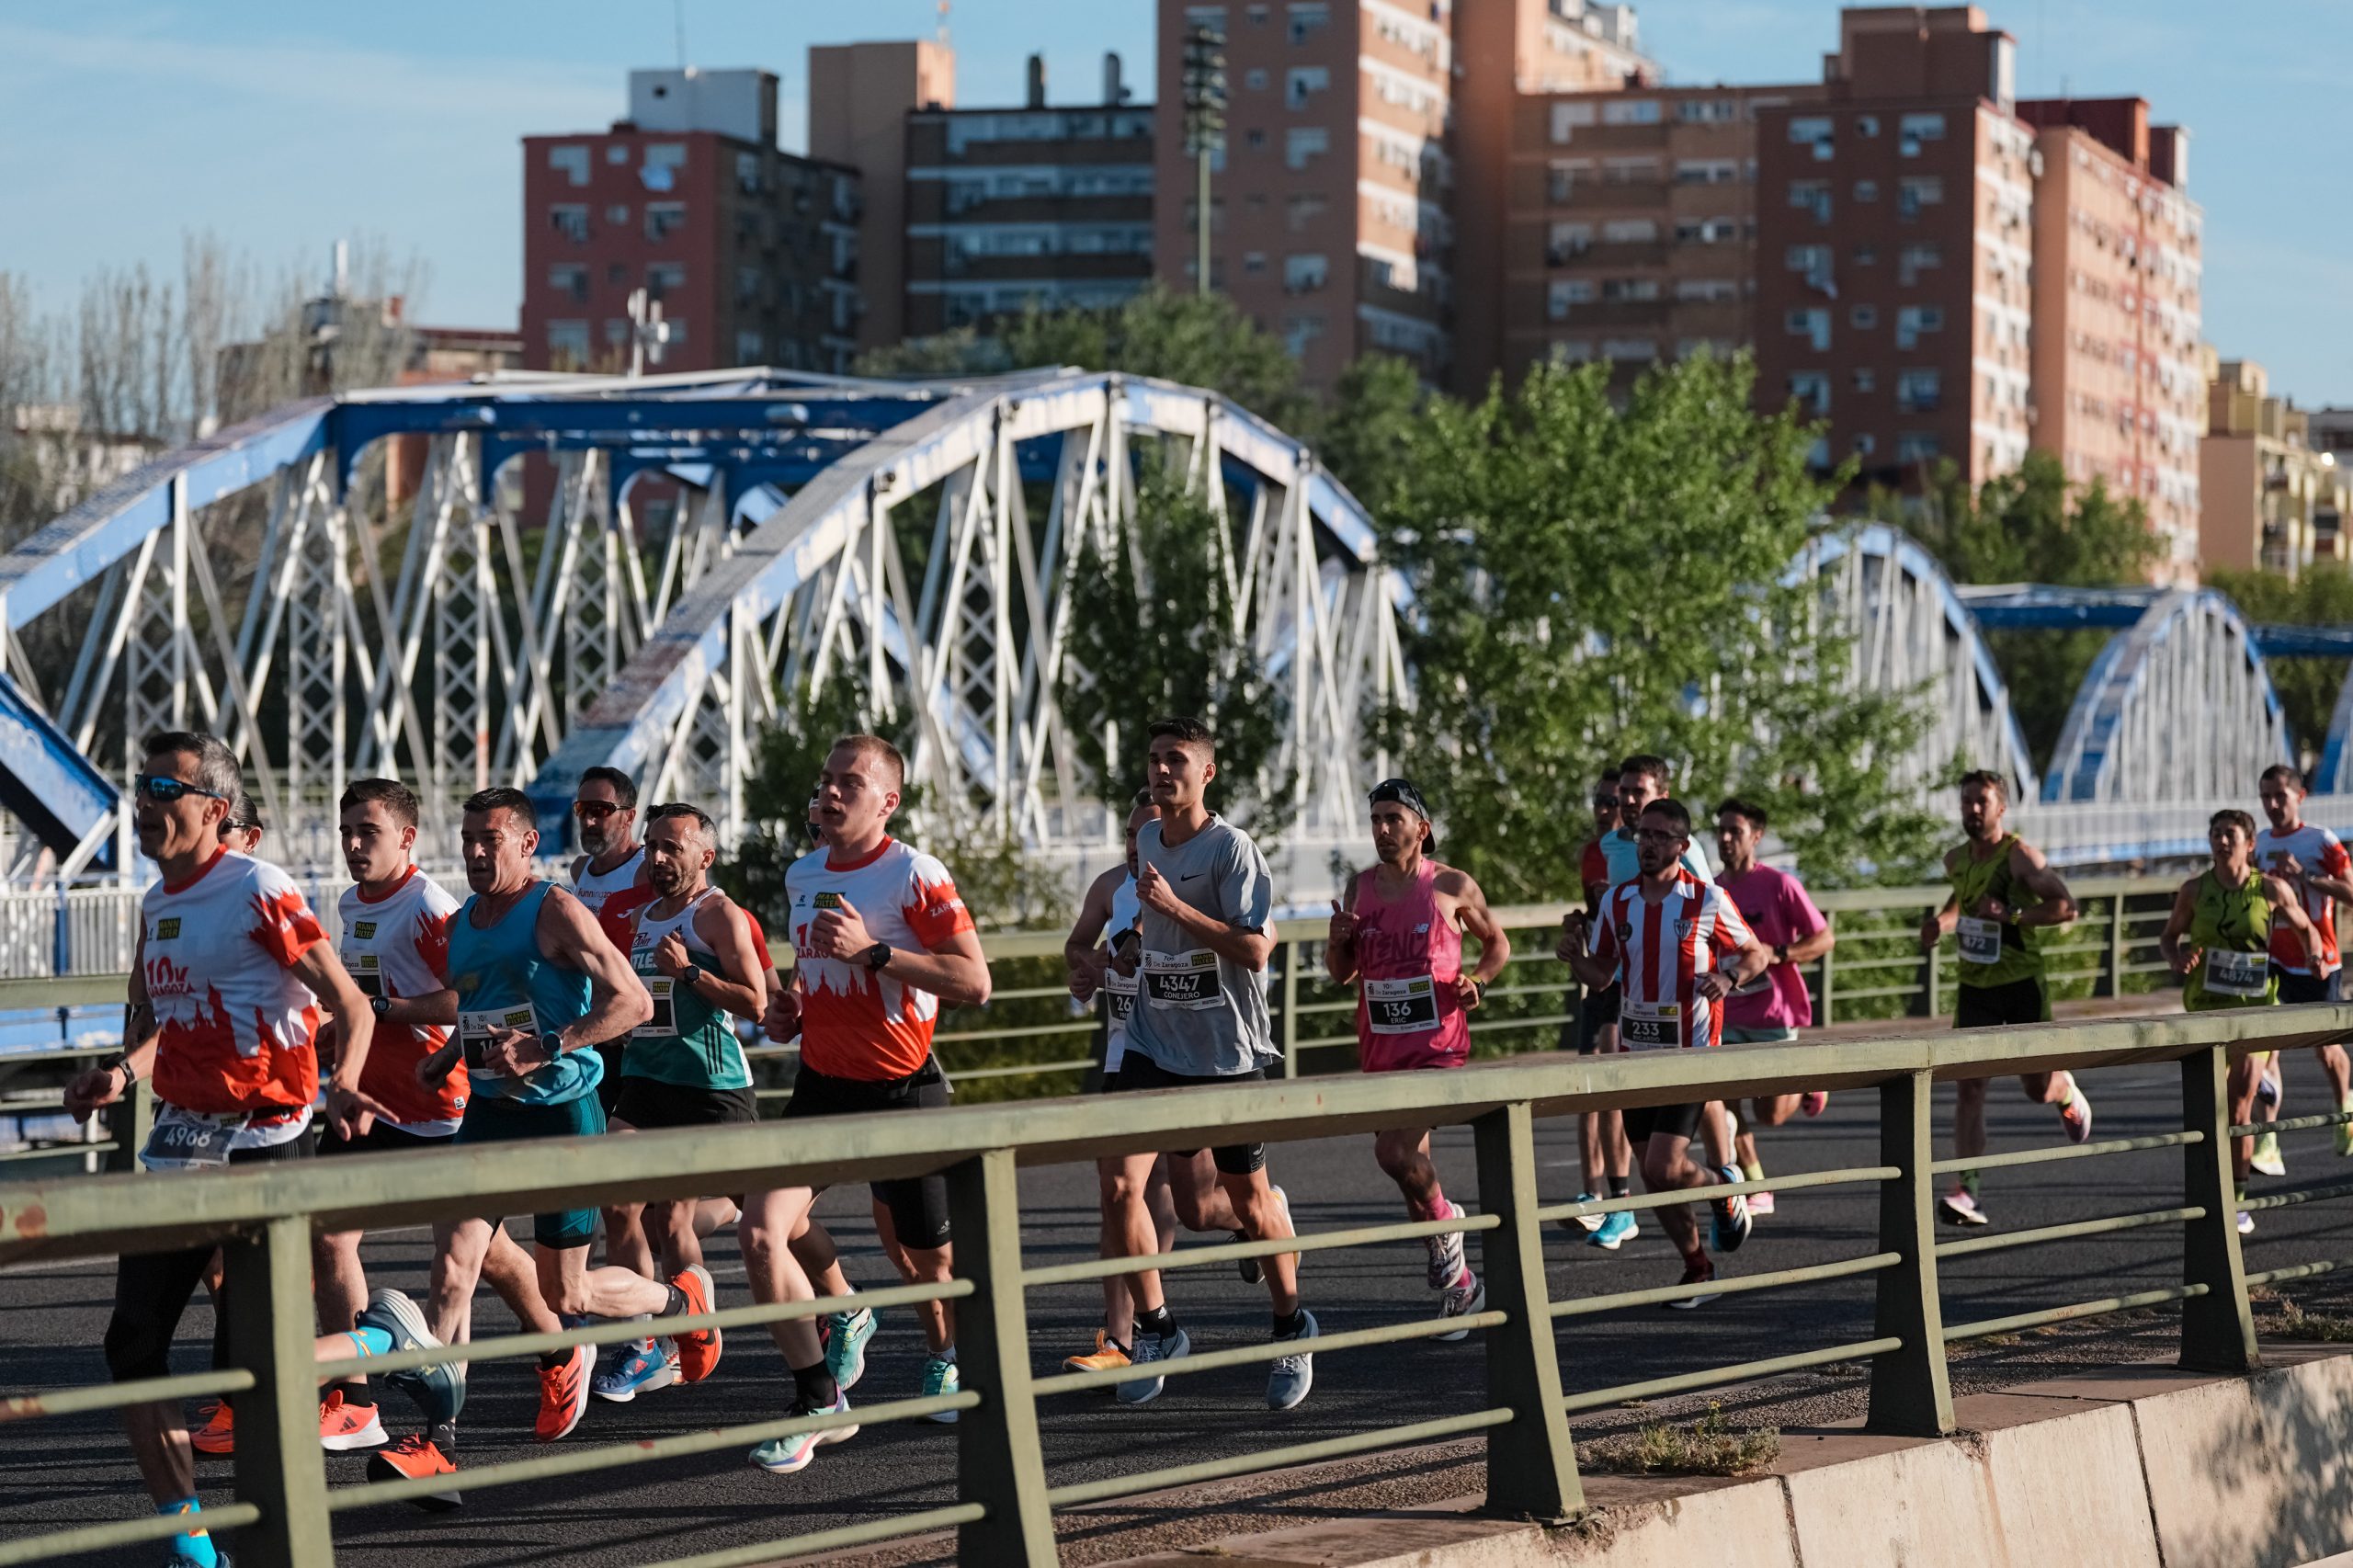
[1576,1403,1781,1477]
[2261,1296,2353,1343]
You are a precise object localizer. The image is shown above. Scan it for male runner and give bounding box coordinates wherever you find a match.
[571,766,648,1116]
[593,802,769,1402]
[1325,778,1506,1335]
[2252,764,2353,1171]
[1564,768,1634,1245]
[222,793,265,857]
[741,734,990,1473]
[1558,798,1769,1306]
[1917,770,2090,1227]
[1108,717,1314,1411]
[1712,799,1836,1215]
[383,788,707,1491]
[62,732,451,1567]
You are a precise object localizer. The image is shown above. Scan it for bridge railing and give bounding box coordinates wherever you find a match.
[0,1006,2343,1566]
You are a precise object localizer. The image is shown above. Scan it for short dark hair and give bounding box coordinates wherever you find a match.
[463,786,536,829]
[1129,789,1156,812]
[829,733,906,792]
[341,777,420,828]
[1715,797,1768,831]
[578,767,638,810]
[226,792,263,833]
[1957,768,2008,802]
[647,801,716,846]
[1619,754,1670,789]
[1640,798,1693,839]
[2211,808,2258,841]
[2261,763,2306,793]
[1147,716,1216,758]
[142,730,241,803]
[1597,767,1621,783]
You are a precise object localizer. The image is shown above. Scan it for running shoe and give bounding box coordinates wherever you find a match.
[921,1356,961,1424]
[2252,1131,2287,1177]
[190,1402,234,1456]
[360,1287,464,1426]
[591,1337,676,1403]
[1589,1210,1639,1250]
[534,1345,596,1443]
[318,1389,386,1452]
[670,1265,721,1383]
[2058,1083,2094,1144]
[2257,1066,2282,1108]
[367,1432,462,1512]
[824,1306,875,1392]
[2236,1210,2256,1236]
[1711,1166,1752,1254]
[1563,1191,1606,1234]
[2336,1101,2353,1158]
[1116,1325,1190,1406]
[1063,1331,1133,1376]
[1436,1271,1485,1343]
[1746,1190,1776,1218]
[748,1392,856,1474]
[1937,1188,1990,1227]
[1802,1092,1829,1117]
[1267,1309,1318,1410]
[1426,1199,1470,1290]
[1664,1257,1721,1310]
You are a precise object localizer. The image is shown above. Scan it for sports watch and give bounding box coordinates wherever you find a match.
[861,942,893,972]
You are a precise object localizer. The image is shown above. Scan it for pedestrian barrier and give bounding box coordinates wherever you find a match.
[0,1004,2342,1566]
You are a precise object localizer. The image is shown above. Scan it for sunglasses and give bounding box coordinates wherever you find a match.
[136,774,228,805]
[573,800,623,821]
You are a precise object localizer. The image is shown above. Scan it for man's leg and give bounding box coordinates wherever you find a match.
[314,1226,372,1402]
[1217,1159,1301,1316]
[1699,1101,1738,1170]
[1951,1077,1989,1164]
[426,1218,499,1349]
[108,1244,211,1507]
[1111,1150,1174,1314]
[534,1234,672,1320]
[1637,1131,1708,1261]
[646,1199,705,1276]
[1372,1126,1444,1214]
[2229,1054,2262,1197]
[600,1201,656,1278]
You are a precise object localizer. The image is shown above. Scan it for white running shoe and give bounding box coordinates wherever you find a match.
[1436,1272,1485,1343]
[1426,1199,1470,1290]
[1937,1189,1990,1227]
[2252,1131,2287,1177]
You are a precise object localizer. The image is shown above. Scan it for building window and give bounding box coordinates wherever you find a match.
[736,329,765,363]
[1899,111,1947,155]
[736,152,764,194]
[1245,128,1267,149]
[549,145,591,186]
[645,202,687,242]
[1600,218,1657,244]
[1784,308,1831,350]
[1788,371,1830,415]
[607,263,630,285]
[1282,312,1324,356]
[1286,66,1330,108]
[1602,98,1661,126]
[1896,176,1943,218]
[1547,222,1591,263]
[1284,127,1329,169]
[606,203,631,224]
[1854,432,1876,456]
[1788,116,1834,159]
[547,263,590,301]
[1283,253,1329,292]
[547,319,590,368]
[641,143,687,191]
[608,144,629,165]
[1552,102,1597,143]
[1286,1,1329,43]
[1600,278,1658,301]
[1603,338,1656,362]
[1786,244,1834,273]
[1896,369,1941,412]
[1854,244,1877,266]
[1244,251,1267,274]
[1850,303,1878,329]
[1287,192,1328,231]
[550,204,590,242]
[736,267,762,305]
[1788,180,1832,222]
[1550,339,1596,364]
[1676,217,1739,244]
[1896,243,1942,285]
[1245,67,1268,89]
[1854,179,1878,202]
[645,262,688,301]
[1676,159,1739,185]
[1674,278,1736,302]
[1677,98,1739,124]
[1897,432,1942,462]
[1852,368,1876,392]
[1894,305,1943,349]
[1856,114,1880,138]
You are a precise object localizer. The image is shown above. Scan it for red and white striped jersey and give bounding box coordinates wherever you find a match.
[1592,874,1757,1051]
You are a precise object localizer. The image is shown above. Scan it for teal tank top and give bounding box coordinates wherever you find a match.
[622,889,752,1090]
[448,881,600,1106]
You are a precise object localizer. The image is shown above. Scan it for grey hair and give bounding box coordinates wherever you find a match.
[142,731,242,803]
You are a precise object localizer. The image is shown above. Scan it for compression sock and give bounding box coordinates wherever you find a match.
[1959,1169,1983,1199]
[341,1324,393,1359]
[1271,1307,1307,1338]
[430,1418,458,1453]
[655,1282,691,1318]
[1133,1303,1176,1342]
[158,1496,218,1568]
[1741,1161,1765,1184]
[1414,1183,1449,1221]
[932,1344,956,1365]
[1608,1176,1632,1199]
[790,1360,840,1413]
[538,1349,571,1371]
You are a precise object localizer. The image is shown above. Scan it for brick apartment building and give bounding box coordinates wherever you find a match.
[521,69,861,376]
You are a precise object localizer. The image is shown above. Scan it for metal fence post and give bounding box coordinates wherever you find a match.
[1866,1069,1953,1436]
[1472,1101,1581,1518]
[105,1078,151,1175]
[222,1213,336,1567]
[1280,933,1301,1079]
[1819,937,1836,1027]
[2179,1043,2258,1372]
[944,1146,1057,1566]
[2101,895,2124,998]
[1918,913,1939,1019]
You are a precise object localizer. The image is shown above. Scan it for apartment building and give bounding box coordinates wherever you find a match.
[808,40,958,354]
[1154,0,1456,388]
[522,69,862,375]
[2019,97,2202,574]
[2202,353,2351,576]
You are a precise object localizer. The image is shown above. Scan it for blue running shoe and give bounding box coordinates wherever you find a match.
[1267,1309,1318,1410]
[1563,1192,1605,1234]
[1116,1325,1190,1405]
[921,1356,961,1424]
[1588,1210,1639,1250]
[824,1306,875,1392]
[591,1337,676,1403]
[748,1392,857,1474]
[359,1288,464,1426]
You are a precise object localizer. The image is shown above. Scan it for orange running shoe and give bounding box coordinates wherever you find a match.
[670,1264,722,1383]
[367,1432,463,1512]
[535,1345,596,1442]
[1062,1331,1133,1377]
[318,1389,387,1452]
[190,1401,234,1456]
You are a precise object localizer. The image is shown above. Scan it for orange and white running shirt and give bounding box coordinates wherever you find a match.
[2256,823,2349,975]
[785,836,972,1081]
[1591,873,1757,1051]
[139,848,326,1144]
[337,866,463,1133]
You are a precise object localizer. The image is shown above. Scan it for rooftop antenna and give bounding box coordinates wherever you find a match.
[674,0,687,68]
[937,0,950,46]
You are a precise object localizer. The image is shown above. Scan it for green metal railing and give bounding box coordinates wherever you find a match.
[2,1003,2346,1566]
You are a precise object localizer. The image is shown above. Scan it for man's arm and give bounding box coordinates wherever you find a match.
[1555,907,1615,990]
[2009,841,2078,927]
[2156,880,2199,973]
[1441,869,1512,994]
[1135,861,1277,971]
[676,894,767,1021]
[536,885,654,1048]
[1324,876,1361,985]
[1064,866,1120,1002]
[66,937,153,1118]
[2263,874,2322,970]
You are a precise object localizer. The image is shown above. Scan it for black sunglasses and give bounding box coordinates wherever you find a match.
[136,774,229,805]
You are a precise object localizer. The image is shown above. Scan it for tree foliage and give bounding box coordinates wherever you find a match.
[2206,566,2353,767]
[1376,351,1938,894]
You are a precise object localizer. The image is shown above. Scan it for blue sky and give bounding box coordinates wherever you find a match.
[2,2,2345,403]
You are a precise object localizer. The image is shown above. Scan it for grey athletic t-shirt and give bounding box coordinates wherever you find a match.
[1121,814,1277,1077]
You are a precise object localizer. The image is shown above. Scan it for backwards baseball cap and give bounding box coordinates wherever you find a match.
[1369,777,1436,851]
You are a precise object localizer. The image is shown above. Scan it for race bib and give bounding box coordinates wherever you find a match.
[637,976,676,1038]
[2204,949,2269,998]
[347,950,383,998]
[1103,967,1139,1025]
[1621,998,1682,1051]
[1365,975,1440,1035]
[141,1104,242,1171]
[1143,949,1222,1010]
[459,1004,540,1071]
[1957,916,2003,965]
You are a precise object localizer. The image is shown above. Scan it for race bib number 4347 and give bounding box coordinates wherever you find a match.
[1143,949,1222,1009]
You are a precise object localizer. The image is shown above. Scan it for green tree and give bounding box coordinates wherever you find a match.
[1377,351,1938,893]
[1317,353,1427,512]
[2207,566,2353,767]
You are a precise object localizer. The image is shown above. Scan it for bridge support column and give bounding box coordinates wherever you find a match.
[1867,1068,1954,1436]
[222,1213,336,1567]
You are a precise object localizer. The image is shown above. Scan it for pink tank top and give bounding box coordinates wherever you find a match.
[1350,861,1469,1068]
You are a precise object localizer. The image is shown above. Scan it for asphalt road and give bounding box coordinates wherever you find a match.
[8,1055,2353,1567]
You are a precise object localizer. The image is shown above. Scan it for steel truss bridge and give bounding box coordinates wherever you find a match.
[0,372,2344,891]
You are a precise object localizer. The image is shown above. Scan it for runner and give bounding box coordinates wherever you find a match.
[1557,797,1770,1306]
[2252,764,2353,1174]
[379,787,708,1494]
[1107,717,1314,1411]
[1061,792,1231,1379]
[741,734,990,1473]
[570,766,648,1118]
[1712,799,1836,1215]
[1917,770,2091,1228]
[592,802,769,1403]
[1324,778,1506,1336]
[222,792,265,857]
[2160,809,2319,1235]
[1564,767,1634,1246]
[60,732,454,1568]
